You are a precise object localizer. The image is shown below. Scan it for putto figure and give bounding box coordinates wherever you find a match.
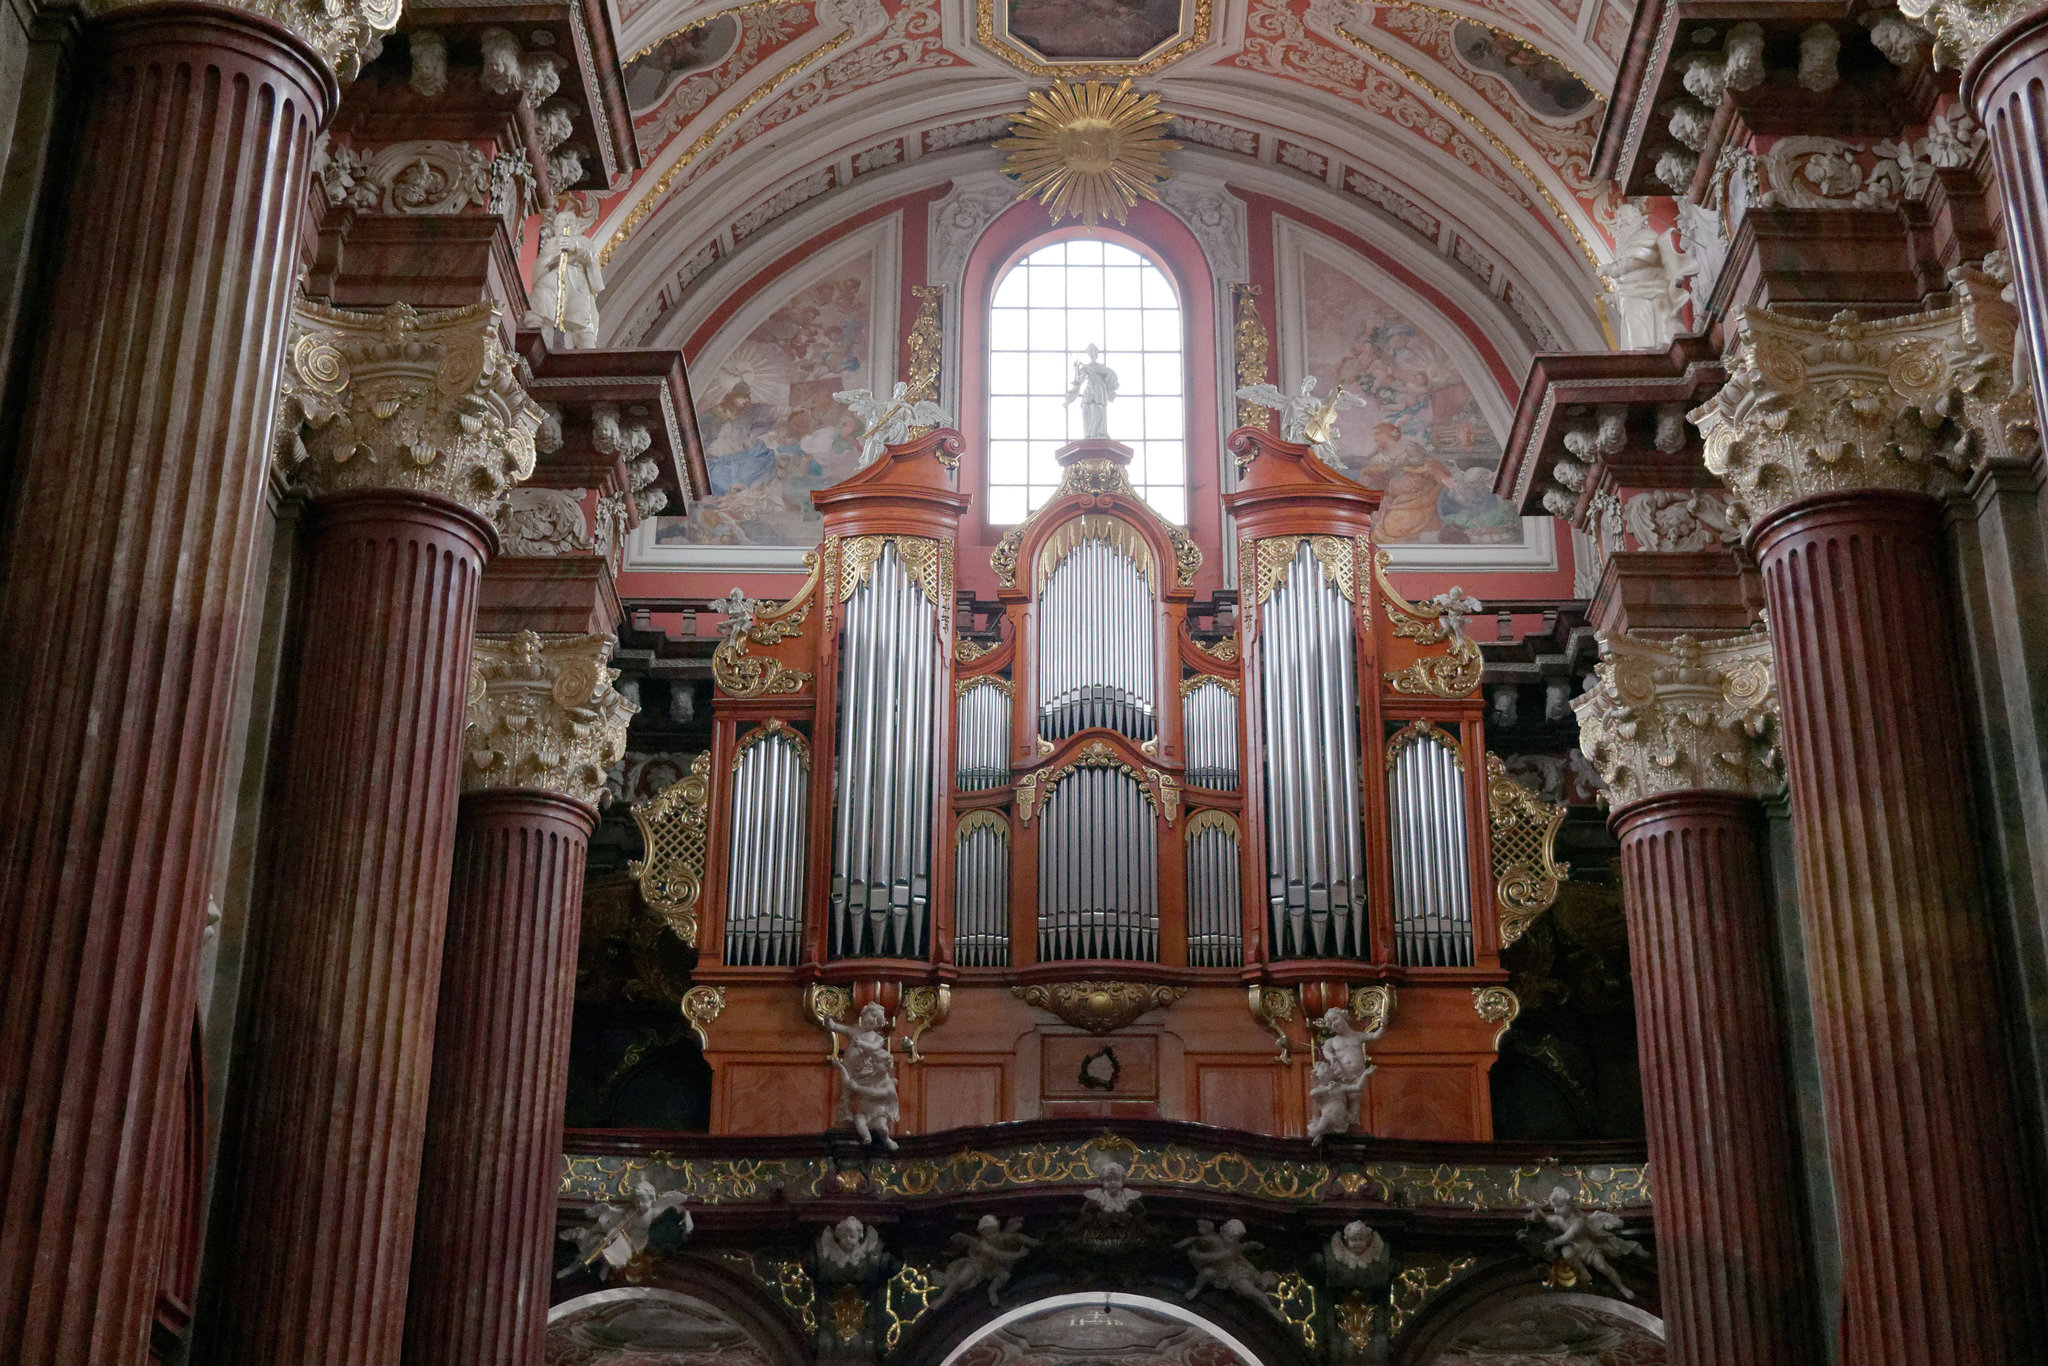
[828,1002,902,1150]
[816,1215,889,1281]
[1083,1157,1142,1216]
[1522,1187,1648,1299]
[1306,1007,1382,1141]
[557,1177,691,1281]
[833,381,950,468]
[1178,1218,1284,1318]
[929,1215,1039,1308]
[1065,344,1119,439]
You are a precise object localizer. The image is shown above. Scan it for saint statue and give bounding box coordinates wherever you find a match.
[1600,202,1696,350]
[526,207,604,348]
[1064,344,1118,439]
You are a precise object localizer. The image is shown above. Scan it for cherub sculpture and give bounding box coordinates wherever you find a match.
[816,1215,889,1282]
[1235,375,1364,464]
[525,206,604,348]
[1178,1218,1284,1319]
[1324,1220,1392,1289]
[1083,1158,1142,1216]
[1065,345,1118,439]
[557,1177,691,1280]
[833,381,949,468]
[930,1215,1039,1309]
[1523,1187,1647,1299]
[1306,1007,1382,1141]
[828,1002,902,1150]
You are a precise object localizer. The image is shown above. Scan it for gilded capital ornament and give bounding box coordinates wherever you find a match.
[1689,272,2027,527]
[464,631,636,810]
[97,0,400,79]
[1896,0,2037,67]
[1571,629,1780,808]
[276,299,544,522]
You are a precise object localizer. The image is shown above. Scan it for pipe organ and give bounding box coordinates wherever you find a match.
[635,425,1564,1143]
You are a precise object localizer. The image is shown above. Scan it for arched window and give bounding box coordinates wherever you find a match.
[986,239,1186,525]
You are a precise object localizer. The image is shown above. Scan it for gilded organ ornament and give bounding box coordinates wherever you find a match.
[996,79,1179,227]
[712,568,818,700]
[630,754,713,947]
[1486,755,1571,948]
[1010,980,1186,1032]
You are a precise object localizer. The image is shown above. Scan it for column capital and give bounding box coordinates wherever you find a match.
[1900,0,2041,68]
[1690,271,2031,526]
[96,0,398,79]
[277,298,544,521]
[1572,629,1781,807]
[464,631,636,809]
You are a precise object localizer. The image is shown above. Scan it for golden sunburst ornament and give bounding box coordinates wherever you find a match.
[995,79,1179,228]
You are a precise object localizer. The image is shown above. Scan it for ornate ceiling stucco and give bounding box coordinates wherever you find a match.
[590,0,1634,340]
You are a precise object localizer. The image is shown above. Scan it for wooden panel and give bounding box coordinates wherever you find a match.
[1042,1035,1158,1100]
[1367,1061,1489,1141]
[920,1064,1004,1133]
[1195,1064,1280,1133]
[719,1059,830,1134]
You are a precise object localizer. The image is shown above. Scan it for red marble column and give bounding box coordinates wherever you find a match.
[1755,489,2044,1363]
[0,12,333,1365]
[402,790,594,1366]
[1613,792,1816,1366]
[200,490,492,1366]
[1968,13,2048,406]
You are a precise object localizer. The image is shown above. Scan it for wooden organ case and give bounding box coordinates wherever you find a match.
[632,428,1565,1141]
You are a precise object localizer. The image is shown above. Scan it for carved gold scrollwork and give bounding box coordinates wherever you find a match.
[1010,980,1185,1033]
[1486,754,1570,948]
[1247,984,1299,1064]
[1021,740,1176,822]
[1384,718,1463,766]
[839,533,954,608]
[955,674,1017,697]
[629,753,713,948]
[1374,550,1483,698]
[956,637,1000,663]
[900,985,951,1063]
[713,554,819,699]
[1184,809,1240,842]
[1179,675,1241,698]
[1247,535,1361,606]
[803,983,854,1059]
[1349,983,1396,1036]
[1233,284,1271,435]
[905,285,946,456]
[733,717,811,772]
[681,985,726,1049]
[1193,635,1239,664]
[1472,986,1521,1049]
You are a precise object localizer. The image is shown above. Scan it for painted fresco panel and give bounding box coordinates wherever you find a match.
[1296,252,1524,548]
[1007,0,1183,58]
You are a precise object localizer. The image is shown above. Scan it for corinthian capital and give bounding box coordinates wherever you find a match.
[1895,0,2035,67]
[1572,630,1780,807]
[97,0,400,79]
[464,632,636,809]
[1689,275,2026,526]
[277,299,544,522]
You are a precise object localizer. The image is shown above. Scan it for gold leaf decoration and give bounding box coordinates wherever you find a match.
[1010,980,1185,1032]
[629,754,713,947]
[1487,754,1570,948]
[995,79,1178,228]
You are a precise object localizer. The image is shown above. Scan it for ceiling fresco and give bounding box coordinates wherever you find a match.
[590,0,1636,342]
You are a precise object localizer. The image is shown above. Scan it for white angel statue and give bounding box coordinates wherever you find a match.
[1235,375,1364,464]
[1525,1188,1647,1299]
[557,1177,691,1279]
[834,382,949,468]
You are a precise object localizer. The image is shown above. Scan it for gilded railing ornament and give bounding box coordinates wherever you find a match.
[1375,551,1484,698]
[712,563,818,699]
[1247,984,1300,1063]
[1690,273,2029,527]
[630,754,713,947]
[275,299,542,521]
[1011,981,1185,1033]
[681,985,727,1049]
[1472,986,1521,1048]
[1572,629,1780,809]
[1486,756,1570,948]
[464,631,635,810]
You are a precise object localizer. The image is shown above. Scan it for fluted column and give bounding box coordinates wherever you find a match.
[199,301,541,1366]
[401,632,632,1366]
[1907,0,2048,405]
[1575,631,1816,1366]
[1692,298,2046,1363]
[0,7,378,1362]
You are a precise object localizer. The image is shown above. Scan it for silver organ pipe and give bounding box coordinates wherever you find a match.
[1257,542,1366,959]
[1181,680,1240,791]
[1386,726,1475,967]
[724,728,809,966]
[1035,518,1156,742]
[953,812,1011,966]
[1036,766,1159,961]
[954,681,1012,791]
[1184,811,1243,967]
[829,541,938,959]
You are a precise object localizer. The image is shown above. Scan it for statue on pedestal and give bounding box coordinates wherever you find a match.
[1600,203,1696,351]
[1065,345,1118,439]
[526,207,604,348]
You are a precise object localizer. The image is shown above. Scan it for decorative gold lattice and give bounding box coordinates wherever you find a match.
[1486,754,1570,948]
[629,753,712,947]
